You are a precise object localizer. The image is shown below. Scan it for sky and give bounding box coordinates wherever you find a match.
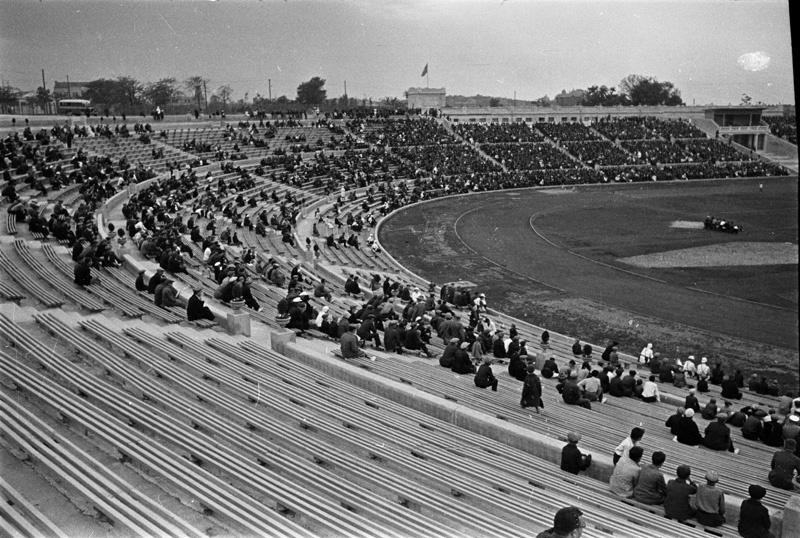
[0,0,794,106]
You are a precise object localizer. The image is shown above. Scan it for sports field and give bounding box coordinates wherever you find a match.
[379,176,799,389]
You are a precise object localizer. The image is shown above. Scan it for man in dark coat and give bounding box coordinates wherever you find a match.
[675,408,703,446]
[134,269,147,292]
[147,268,164,294]
[608,369,626,397]
[383,320,403,354]
[474,357,498,391]
[73,257,92,285]
[738,485,774,538]
[703,413,736,453]
[664,465,697,523]
[684,389,700,413]
[560,431,591,475]
[451,342,475,375]
[562,372,592,409]
[187,287,215,321]
[521,364,543,412]
[439,338,459,368]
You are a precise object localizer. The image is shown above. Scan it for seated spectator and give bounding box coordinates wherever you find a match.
[608,368,626,398]
[621,370,637,397]
[778,391,795,416]
[675,408,703,446]
[742,409,768,441]
[769,439,800,490]
[541,356,558,379]
[571,338,582,358]
[474,357,498,391]
[451,342,476,375]
[73,257,93,286]
[535,506,586,538]
[641,375,660,403]
[613,427,645,465]
[438,338,459,368]
[633,451,668,505]
[738,485,774,538]
[720,375,743,400]
[383,320,403,354]
[561,372,592,409]
[763,413,784,447]
[658,359,675,383]
[665,407,685,435]
[187,287,215,322]
[520,364,543,413]
[664,465,697,523]
[134,269,147,292]
[577,371,604,402]
[704,413,737,453]
[560,431,591,475]
[701,398,719,420]
[340,324,366,359]
[672,367,686,388]
[609,446,643,498]
[684,388,700,413]
[694,471,726,527]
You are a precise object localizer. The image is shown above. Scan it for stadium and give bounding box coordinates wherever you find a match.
[1,1,798,538]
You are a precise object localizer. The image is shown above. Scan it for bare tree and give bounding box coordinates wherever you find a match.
[184,76,208,109]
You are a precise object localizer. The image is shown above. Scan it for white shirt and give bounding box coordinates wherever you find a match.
[642,381,660,401]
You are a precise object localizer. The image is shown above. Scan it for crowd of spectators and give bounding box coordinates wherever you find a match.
[593,116,707,140]
[481,142,580,170]
[563,140,638,167]
[362,117,459,146]
[675,139,754,163]
[537,122,604,142]
[453,122,545,144]
[622,140,697,165]
[393,144,501,175]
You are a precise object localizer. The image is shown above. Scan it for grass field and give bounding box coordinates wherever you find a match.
[379,176,799,391]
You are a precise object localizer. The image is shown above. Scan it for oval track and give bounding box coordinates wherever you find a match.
[380,178,798,351]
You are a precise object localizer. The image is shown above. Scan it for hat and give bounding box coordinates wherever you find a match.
[716,412,728,421]
[689,388,696,395]
[321,306,329,313]
[553,507,584,535]
[701,357,707,364]
[292,297,302,303]
[789,415,800,423]
[748,485,767,500]
[684,408,695,418]
[155,268,164,273]
[192,286,203,293]
[688,355,695,361]
[754,409,768,418]
[450,338,460,344]
[459,342,470,349]
[479,293,485,298]
[705,471,719,483]
[138,269,146,274]
[567,431,582,443]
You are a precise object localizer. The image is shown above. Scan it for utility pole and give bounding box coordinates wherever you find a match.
[203,79,208,110]
[344,80,347,105]
[41,69,48,114]
[268,79,271,101]
[67,74,71,98]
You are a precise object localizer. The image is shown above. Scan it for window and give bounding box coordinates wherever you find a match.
[501,118,509,123]
[525,118,533,123]
[479,118,487,123]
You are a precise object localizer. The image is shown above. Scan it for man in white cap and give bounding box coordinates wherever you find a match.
[682,355,697,378]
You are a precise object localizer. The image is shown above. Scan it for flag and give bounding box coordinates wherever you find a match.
[421,63,428,77]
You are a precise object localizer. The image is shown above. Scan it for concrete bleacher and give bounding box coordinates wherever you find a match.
[1,117,798,538]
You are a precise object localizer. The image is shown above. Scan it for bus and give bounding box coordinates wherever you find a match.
[57,99,94,116]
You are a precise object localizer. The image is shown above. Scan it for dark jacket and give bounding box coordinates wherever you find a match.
[474,363,496,389]
[664,479,697,522]
[560,442,589,475]
[675,416,703,446]
[521,372,542,409]
[737,498,772,538]
[451,349,475,375]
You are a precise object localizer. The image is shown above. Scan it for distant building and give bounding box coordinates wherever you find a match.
[53,81,91,99]
[554,89,586,107]
[407,87,446,110]
[534,94,551,107]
